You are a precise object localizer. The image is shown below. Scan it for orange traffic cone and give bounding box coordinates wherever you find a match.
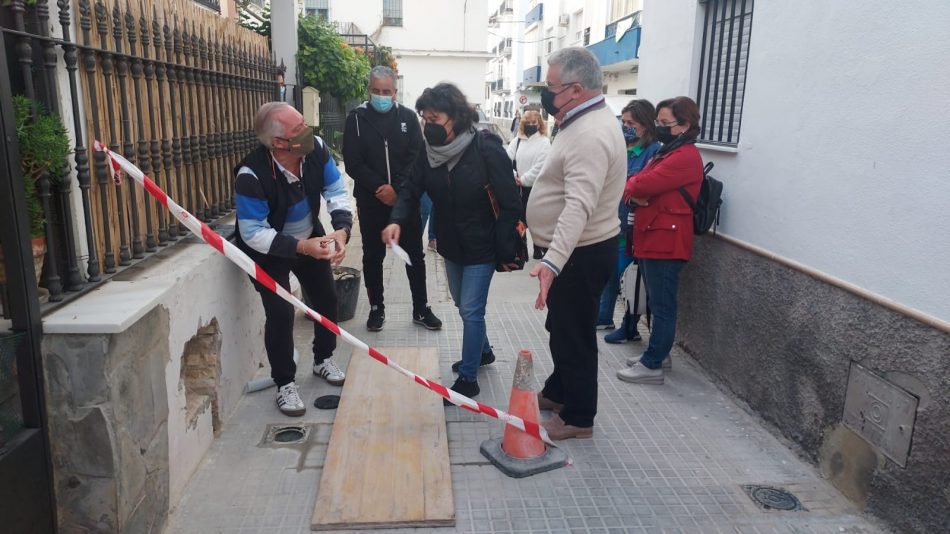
[480,349,568,478]
[502,350,546,459]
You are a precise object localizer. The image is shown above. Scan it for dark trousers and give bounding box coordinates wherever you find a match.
[541,235,617,428]
[251,254,338,388]
[358,199,428,311]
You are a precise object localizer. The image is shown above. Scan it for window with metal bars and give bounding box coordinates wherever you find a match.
[383,0,403,26]
[695,0,754,146]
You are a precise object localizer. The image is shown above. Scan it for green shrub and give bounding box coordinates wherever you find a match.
[13,95,72,237]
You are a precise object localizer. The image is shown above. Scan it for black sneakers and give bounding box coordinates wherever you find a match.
[367,305,385,331]
[412,306,443,330]
[451,348,496,373]
[443,376,480,406]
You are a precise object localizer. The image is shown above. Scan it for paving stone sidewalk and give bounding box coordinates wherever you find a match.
[166,202,887,534]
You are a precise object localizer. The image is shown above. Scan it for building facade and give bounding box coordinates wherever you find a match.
[301,0,491,107]
[485,0,644,131]
[636,1,950,532]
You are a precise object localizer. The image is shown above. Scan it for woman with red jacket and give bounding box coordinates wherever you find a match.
[616,96,704,385]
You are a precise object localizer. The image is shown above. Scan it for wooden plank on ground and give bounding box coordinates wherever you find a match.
[312,347,454,530]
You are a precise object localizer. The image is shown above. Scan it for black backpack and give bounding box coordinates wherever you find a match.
[679,161,723,235]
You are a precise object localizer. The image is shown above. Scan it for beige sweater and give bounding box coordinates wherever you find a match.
[526,103,627,271]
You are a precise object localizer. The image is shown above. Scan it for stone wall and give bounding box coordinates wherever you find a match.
[41,234,268,532]
[43,307,171,533]
[676,237,950,533]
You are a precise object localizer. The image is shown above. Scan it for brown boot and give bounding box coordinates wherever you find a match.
[542,414,593,440]
[537,392,563,413]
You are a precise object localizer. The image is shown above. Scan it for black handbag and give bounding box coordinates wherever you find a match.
[485,184,528,272]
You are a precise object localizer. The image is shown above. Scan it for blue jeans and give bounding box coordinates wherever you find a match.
[638,258,686,369]
[419,193,435,241]
[597,245,634,324]
[444,260,494,381]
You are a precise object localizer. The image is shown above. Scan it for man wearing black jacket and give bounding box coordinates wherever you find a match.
[343,66,442,332]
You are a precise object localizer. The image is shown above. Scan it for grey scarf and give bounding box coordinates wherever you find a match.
[425,127,476,171]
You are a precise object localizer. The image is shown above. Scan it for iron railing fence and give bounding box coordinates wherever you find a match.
[0,0,277,315]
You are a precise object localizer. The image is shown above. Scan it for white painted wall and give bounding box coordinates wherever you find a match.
[638,0,950,322]
[272,0,300,87]
[606,70,639,95]
[330,0,486,53]
[324,1,490,105]
[398,55,490,106]
[160,245,266,506]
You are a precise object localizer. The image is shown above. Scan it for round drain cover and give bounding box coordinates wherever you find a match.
[314,395,340,409]
[749,486,801,511]
[273,427,305,443]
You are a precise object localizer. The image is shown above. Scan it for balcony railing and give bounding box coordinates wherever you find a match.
[525,3,543,28]
[523,65,542,85]
[587,25,641,67]
[605,12,641,39]
[497,37,512,57]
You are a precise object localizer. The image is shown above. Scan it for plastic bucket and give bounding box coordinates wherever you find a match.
[333,266,361,322]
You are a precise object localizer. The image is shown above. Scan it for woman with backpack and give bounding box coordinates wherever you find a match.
[383,83,522,402]
[506,109,551,259]
[598,100,662,340]
[617,96,704,385]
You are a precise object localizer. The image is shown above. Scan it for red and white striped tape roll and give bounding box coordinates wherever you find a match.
[94,141,558,448]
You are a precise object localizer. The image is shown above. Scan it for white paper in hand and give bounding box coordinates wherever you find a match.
[389,240,412,266]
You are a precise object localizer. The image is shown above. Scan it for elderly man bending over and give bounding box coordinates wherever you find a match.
[234,102,353,417]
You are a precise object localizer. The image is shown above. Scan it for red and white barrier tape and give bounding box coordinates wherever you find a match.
[94,141,558,448]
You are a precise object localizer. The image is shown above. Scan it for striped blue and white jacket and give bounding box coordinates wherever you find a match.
[234,136,352,261]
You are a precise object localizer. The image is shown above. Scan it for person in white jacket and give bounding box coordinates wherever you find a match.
[506,109,551,259]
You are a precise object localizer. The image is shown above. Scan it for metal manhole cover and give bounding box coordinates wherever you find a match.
[741,485,805,511]
[260,424,312,446]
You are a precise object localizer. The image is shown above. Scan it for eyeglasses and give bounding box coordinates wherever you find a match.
[545,81,579,91]
[655,120,680,128]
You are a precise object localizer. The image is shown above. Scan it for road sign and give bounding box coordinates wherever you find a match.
[519,95,528,105]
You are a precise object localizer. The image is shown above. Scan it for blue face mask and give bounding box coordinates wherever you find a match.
[622,125,638,144]
[370,94,394,113]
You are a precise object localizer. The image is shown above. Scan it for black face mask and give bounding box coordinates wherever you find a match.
[424,122,449,146]
[523,124,539,136]
[541,86,572,116]
[656,125,678,144]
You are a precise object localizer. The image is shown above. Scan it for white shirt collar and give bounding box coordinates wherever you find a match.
[271,154,304,183]
[562,95,605,123]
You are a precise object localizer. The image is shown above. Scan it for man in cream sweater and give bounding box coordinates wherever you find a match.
[526,47,626,440]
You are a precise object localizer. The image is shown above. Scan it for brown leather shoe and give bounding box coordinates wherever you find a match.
[537,392,563,413]
[541,414,593,440]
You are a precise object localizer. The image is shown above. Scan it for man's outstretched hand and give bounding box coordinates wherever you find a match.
[529,262,555,310]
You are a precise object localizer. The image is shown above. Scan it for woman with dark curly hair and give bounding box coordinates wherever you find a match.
[383,83,522,402]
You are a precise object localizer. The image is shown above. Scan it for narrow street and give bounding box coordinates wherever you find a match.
[166,196,884,533]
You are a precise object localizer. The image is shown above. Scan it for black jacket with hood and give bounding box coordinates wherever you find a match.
[342,101,423,206]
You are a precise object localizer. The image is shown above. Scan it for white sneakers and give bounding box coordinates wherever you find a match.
[617,362,665,384]
[275,358,346,417]
[276,383,306,416]
[625,355,672,370]
[313,359,346,386]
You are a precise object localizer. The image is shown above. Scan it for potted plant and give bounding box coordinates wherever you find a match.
[0,96,71,289]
